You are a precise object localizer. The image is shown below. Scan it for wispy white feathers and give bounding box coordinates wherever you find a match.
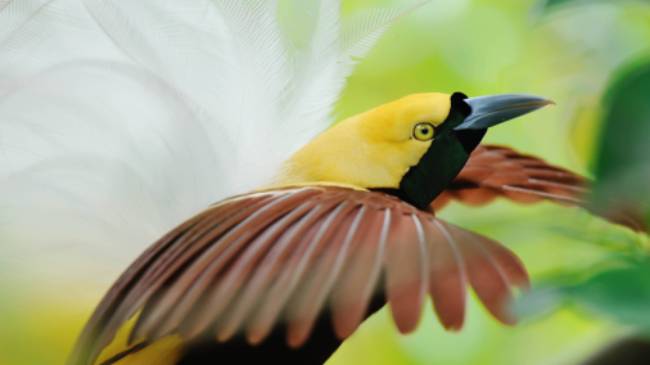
[1,61,220,296]
[0,0,422,295]
[81,0,292,193]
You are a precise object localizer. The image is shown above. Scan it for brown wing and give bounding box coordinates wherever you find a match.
[69,186,529,365]
[433,145,647,232]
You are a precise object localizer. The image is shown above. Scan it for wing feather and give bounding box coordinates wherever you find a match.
[134,198,315,340]
[427,218,468,330]
[447,224,517,324]
[169,190,323,339]
[241,205,337,345]
[284,205,367,347]
[70,186,530,365]
[330,207,391,339]
[435,144,646,232]
[235,202,351,344]
[385,213,429,333]
[475,236,529,290]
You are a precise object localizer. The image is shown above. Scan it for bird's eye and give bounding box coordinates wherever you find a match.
[412,122,435,141]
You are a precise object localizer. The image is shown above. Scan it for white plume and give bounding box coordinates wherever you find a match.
[0,0,423,297]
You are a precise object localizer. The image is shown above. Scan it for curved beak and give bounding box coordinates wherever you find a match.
[454,94,554,130]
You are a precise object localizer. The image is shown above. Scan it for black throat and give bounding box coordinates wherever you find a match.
[374,92,485,211]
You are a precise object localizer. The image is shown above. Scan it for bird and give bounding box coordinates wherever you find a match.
[0,1,645,365]
[66,91,645,365]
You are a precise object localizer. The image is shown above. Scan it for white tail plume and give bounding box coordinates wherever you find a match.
[0,0,424,297]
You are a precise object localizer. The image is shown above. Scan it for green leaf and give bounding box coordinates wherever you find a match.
[591,58,650,226]
[539,0,650,12]
[565,263,650,328]
[517,262,650,330]
[540,0,585,11]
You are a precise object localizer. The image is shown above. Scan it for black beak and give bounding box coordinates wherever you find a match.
[454,94,554,130]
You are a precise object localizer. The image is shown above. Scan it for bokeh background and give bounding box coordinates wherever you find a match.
[1,0,650,364]
[332,1,650,364]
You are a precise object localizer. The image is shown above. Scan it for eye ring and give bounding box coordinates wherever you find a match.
[412,122,435,141]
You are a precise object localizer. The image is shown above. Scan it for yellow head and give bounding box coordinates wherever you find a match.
[281,93,453,188]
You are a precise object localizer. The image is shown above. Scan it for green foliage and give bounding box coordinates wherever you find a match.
[539,0,650,12]
[565,262,650,330]
[519,0,650,339]
[540,0,586,11]
[519,57,650,339]
[592,60,650,225]
[579,58,650,332]
[518,261,650,334]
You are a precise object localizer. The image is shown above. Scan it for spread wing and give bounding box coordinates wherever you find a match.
[69,186,528,365]
[433,145,647,232]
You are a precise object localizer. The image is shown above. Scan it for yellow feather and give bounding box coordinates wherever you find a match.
[277,93,451,189]
[94,315,183,365]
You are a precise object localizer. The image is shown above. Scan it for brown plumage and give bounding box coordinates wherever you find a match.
[434,145,646,231]
[433,145,587,207]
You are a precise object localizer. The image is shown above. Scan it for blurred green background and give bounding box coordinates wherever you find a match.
[2,0,650,364]
[335,0,650,364]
